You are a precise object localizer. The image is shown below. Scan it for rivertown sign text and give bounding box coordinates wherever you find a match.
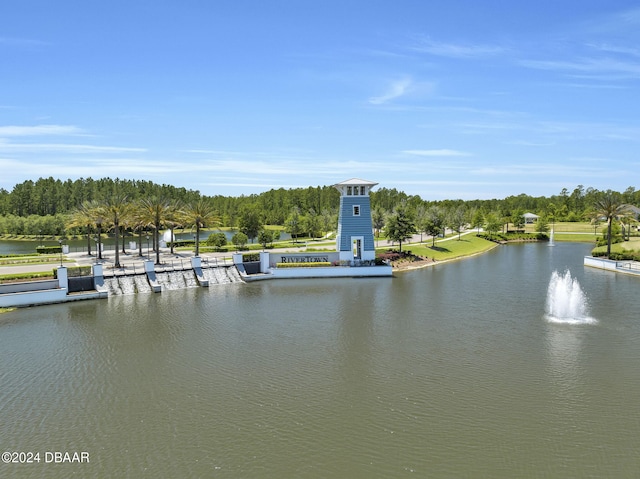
[279,255,330,263]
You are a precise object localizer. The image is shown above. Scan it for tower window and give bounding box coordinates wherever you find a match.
[347,186,352,195]
[353,205,360,216]
[360,186,365,195]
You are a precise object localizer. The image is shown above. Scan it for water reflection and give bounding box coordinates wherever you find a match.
[3,243,640,478]
[544,324,588,397]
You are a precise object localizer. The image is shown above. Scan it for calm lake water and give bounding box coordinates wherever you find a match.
[1,242,639,478]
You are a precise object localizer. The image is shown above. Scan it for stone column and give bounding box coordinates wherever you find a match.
[260,251,270,273]
[92,263,103,279]
[57,266,68,291]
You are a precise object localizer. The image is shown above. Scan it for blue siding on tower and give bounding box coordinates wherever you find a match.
[336,195,375,252]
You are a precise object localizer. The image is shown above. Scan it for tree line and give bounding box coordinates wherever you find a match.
[1,177,639,258]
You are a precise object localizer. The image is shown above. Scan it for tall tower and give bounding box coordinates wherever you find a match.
[333,178,378,261]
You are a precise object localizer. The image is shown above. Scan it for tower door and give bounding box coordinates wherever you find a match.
[352,237,362,260]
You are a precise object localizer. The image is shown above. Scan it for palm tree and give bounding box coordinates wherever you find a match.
[180,199,219,256]
[129,207,148,258]
[66,200,95,256]
[136,197,174,265]
[120,210,134,255]
[92,201,106,261]
[165,199,184,255]
[100,194,130,268]
[67,200,105,259]
[592,190,630,258]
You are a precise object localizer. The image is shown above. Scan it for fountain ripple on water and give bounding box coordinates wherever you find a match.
[545,270,597,324]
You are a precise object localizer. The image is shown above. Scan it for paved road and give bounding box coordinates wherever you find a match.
[0,262,70,276]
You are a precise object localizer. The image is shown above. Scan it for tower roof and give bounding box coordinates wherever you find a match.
[333,178,378,187]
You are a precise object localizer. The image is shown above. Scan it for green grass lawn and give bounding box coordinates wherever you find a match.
[551,233,598,242]
[0,255,72,266]
[378,234,498,262]
[541,222,599,233]
[592,237,640,255]
[0,271,56,283]
[522,221,601,243]
[617,237,640,251]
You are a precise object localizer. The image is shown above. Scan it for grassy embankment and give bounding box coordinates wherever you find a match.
[592,237,640,258]
[377,222,602,265]
[379,233,498,262]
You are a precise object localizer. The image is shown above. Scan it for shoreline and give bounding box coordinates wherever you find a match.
[392,241,501,273]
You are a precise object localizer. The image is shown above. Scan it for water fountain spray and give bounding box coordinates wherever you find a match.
[545,270,596,324]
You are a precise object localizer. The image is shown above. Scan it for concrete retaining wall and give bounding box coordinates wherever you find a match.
[584,255,640,276]
[584,256,618,271]
[0,279,59,294]
[269,265,392,279]
[0,288,68,308]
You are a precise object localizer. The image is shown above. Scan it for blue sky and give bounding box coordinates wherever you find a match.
[1,1,639,200]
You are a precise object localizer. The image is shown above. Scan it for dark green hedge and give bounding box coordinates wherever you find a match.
[36,245,62,254]
[595,237,623,247]
[477,232,548,242]
[592,250,640,261]
[53,266,92,278]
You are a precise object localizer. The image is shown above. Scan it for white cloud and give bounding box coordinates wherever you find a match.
[0,142,146,153]
[402,149,471,157]
[412,38,505,58]
[0,125,84,137]
[468,162,614,178]
[369,78,413,104]
[519,57,640,79]
[588,42,640,57]
[505,140,556,147]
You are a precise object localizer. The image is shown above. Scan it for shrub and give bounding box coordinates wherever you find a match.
[477,232,544,242]
[169,240,195,248]
[36,245,62,254]
[53,266,91,279]
[592,250,640,261]
[243,253,260,262]
[377,251,403,262]
[232,232,248,249]
[376,249,425,265]
[276,262,332,268]
[206,232,227,248]
[596,236,623,247]
[65,266,92,277]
